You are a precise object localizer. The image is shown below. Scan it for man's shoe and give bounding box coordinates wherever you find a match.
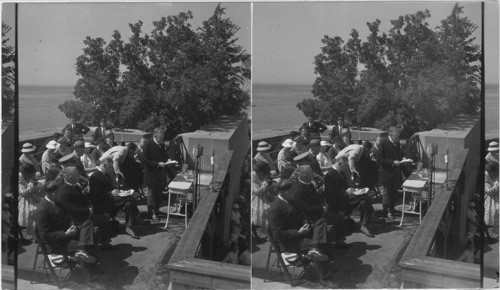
[307,248,329,261]
[101,243,119,251]
[360,225,375,238]
[75,250,96,263]
[152,213,160,220]
[85,280,107,290]
[319,279,339,288]
[387,212,395,219]
[125,227,140,239]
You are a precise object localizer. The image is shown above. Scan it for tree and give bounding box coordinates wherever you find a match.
[59,4,250,138]
[2,22,15,118]
[298,4,480,137]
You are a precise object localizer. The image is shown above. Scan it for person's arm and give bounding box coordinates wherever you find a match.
[34,207,68,245]
[318,122,327,133]
[80,123,90,135]
[267,203,302,242]
[113,153,123,176]
[348,147,362,175]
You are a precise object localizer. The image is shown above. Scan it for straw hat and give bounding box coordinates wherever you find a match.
[282,139,294,148]
[84,142,96,148]
[256,141,272,152]
[46,140,59,150]
[59,152,76,164]
[320,140,332,147]
[469,201,476,208]
[21,143,36,153]
[487,141,499,152]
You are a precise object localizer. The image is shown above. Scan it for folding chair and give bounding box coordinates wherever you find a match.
[265,227,311,287]
[31,224,79,289]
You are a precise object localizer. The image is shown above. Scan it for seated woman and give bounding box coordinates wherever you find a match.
[251,161,276,242]
[19,163,45,239]
[254,141,277,174]
[19,143,42,176]
[485,161,499,238]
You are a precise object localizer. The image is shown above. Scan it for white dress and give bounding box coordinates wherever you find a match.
[251,171,273,226]
[485,171,499,234]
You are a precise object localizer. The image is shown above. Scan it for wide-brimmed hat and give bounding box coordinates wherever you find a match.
[21,143,36,153]
[73,140,85,148]
[293,151,310,162]
[282,139,294,148]
[84,142,96,148]
[341,128,351,136]
[469,201,476,207]
[46,140,59,150]
[308,139,321,148]
[487,141,499,152]
[237,195,245,203]
[320,140,332,147]
[233,203,240,210]
[59,152,76,164]
[256,141,272,152]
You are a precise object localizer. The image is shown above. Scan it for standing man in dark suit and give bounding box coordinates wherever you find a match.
[92,119,109,142]
[376,126,404,219]
[300,116,327,140]
[63,118,90,140]
[267,180,338,288]
[142,128,169,220]
[329,117,345,144]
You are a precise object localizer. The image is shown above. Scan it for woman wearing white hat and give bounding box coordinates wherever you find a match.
[485,161,499,238]
[486,141,499,164]
[277,139,294,173]
[19,143,41,175]
[81,142,97,173]
[18,163,44,238]
[317,140,333,174]
[253,141,277,175]
[41,140,59,174]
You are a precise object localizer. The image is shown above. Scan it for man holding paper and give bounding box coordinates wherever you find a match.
[142,128,176,220]
[377,126,410,219]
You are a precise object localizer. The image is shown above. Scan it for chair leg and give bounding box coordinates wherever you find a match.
[31,245,40,283]
[164,192,172,229]
[265,243,273,280]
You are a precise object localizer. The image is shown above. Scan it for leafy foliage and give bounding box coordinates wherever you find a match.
[60,4,250,138]
[2,22,15,117]
[297,4,480,137]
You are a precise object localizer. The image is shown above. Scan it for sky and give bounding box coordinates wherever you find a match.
[253,1,497,85]
[5,2,250,86]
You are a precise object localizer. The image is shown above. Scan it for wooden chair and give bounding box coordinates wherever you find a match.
[31,224,79,289]
[265,226,311,287]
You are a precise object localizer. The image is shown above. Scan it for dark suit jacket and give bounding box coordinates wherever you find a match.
[73,155,88,179]
[267,197,306,252]
[329,125,344,143]
[57,182,90,223]
[323,168,349,212]
[376,138,403,185]
[142,139,169,188]
[34,198,72,255]
[92,126,110,141]
[88,169,115,215]
[289,181,324,222]
[300,122,327,135]
[63,123,90,137]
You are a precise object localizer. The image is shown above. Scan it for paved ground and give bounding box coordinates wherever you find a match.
[17,204,185,290]
[483,235,499,288]
[252,202,420,289]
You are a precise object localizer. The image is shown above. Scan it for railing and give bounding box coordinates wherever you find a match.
[168,150,251,289]
[399,149,481,288]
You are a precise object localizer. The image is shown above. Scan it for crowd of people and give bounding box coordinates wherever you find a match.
[12,118,180,288]
[251,117,416,288]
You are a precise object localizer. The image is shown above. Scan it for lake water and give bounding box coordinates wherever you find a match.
[19,83,499,138]
[253,83,499,137]
[19,85,74,134]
